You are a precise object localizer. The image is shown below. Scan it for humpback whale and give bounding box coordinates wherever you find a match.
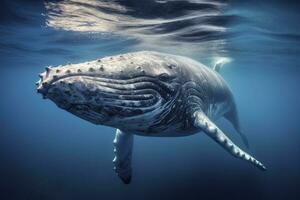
[36,51,266,184]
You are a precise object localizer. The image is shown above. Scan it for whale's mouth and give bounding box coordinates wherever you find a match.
[40,74,178,124]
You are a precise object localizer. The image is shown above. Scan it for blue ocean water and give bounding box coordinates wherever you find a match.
[1,0,300,199]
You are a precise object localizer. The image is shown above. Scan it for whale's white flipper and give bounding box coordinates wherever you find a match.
[113,129,134,184]
[193,111,266,170]
[213,57,231,72]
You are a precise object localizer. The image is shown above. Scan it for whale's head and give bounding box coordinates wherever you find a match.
[36,52,181,130]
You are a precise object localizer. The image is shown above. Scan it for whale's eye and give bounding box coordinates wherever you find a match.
[158,73,172,81]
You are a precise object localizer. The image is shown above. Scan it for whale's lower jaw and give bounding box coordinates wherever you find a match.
[38,72,179,128]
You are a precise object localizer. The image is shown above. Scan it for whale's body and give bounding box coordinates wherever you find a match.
[37,51,266,184]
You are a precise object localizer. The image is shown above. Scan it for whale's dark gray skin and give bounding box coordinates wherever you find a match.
[36,51,266,184]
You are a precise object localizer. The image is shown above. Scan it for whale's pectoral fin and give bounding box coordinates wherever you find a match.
[113,129,134,184]
[213,58,231,72]
[193,111,266,171]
